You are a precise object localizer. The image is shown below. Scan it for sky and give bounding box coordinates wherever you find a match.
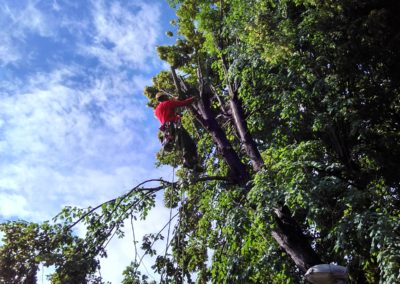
[0,0,178,282]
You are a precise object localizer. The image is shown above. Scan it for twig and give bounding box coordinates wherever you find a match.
[131,213,138,263]
[137,211,179,271]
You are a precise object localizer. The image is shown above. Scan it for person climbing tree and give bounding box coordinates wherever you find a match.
[154,92,202,171]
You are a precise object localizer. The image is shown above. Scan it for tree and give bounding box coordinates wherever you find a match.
[0,221,106,284]
[149,0,400,282]
[1,0,400,283]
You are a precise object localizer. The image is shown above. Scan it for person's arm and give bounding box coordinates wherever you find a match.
[168,97,196,108]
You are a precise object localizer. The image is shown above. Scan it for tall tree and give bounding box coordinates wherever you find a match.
[146,0,400,282]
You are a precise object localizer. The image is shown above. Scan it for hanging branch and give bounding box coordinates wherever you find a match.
[63,176,229,231]
[64,179,169,231]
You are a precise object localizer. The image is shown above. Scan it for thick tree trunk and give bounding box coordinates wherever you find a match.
[196,88,250,184]
[221,58,264,172]
[218,59,320,272]
[171,66,321,273]
[170,67,250,184]
[229,94,264,172]
[272,206,322,272]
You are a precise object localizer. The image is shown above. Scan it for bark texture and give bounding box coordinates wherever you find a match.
[272,206,322,272]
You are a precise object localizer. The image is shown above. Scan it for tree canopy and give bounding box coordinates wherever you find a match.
[1,0,400,283]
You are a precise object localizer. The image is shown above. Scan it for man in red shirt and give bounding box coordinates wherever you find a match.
[154,92,201,171]
[155,94,195,124]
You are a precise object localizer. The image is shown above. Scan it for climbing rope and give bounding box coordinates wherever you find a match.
[161,152,177,282]
[160,119,192,283]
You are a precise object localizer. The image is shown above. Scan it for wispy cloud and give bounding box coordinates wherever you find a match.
[0,0,56,66]
[0,0,162,70]
[0,66,161,220]
[0,38,21,66]
[0,0,168,221]
[0,0,54,37]
[0,0,174,281]
[82,0,161,69]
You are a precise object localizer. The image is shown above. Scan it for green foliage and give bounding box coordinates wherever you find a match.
[147,0,400,282]
[157,40,194,68]
[122,262,157,284]
[0,221,103,283]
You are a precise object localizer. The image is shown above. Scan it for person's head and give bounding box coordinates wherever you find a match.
[156,92,169,102]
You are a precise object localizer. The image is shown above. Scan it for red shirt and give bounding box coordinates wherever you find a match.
[155,97,195,125]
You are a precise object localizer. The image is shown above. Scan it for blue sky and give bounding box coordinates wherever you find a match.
[0,0,178,282]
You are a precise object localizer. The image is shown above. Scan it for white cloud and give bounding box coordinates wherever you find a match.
[0,38,21,66]
[0,0,53,37]
[20,2,54,37]
[0,1,173,282]
[0,66,162,221]
[0,0,163,69]
[0,193,30,218]
[82,0,161,69]
[0,0,55,66]
[52,0,61,12]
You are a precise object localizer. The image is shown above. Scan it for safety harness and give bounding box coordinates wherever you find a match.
[159,120,181,152]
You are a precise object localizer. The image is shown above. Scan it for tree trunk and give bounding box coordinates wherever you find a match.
[221,57,264,172]
[229,94,264,172]
[170,67,250,184]
[219,58,320,272]
[196,87,250,184]
[272,206,322,273]
[171,66,321,274]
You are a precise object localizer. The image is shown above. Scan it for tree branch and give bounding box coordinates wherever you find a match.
[171,66,184,99]
[62,180,167,231]
[64,176,229,231]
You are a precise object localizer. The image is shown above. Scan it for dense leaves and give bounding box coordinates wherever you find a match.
[0,221,104,283]
[145,0,400,282]
[1,0,400,283]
